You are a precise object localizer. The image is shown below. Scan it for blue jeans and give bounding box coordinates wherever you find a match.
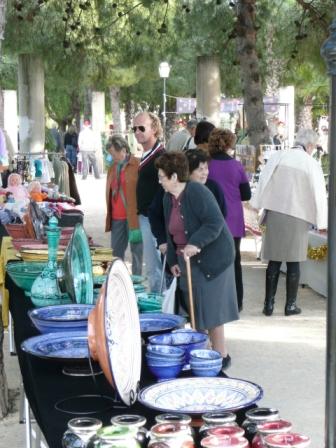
[139,214,164,293]
[111,219,143,276]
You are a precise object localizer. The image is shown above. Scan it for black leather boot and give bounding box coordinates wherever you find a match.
[285,272,301,316]
[263,266,280,316]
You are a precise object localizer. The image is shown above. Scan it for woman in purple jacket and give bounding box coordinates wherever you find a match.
[208,128,251,312]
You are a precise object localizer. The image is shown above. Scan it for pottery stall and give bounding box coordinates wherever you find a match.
[6,218,310,447]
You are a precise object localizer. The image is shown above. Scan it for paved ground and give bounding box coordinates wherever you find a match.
[0,173,326,447]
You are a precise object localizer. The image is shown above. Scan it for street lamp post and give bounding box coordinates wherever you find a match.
[321,19,336,448]
[159,61,171,144]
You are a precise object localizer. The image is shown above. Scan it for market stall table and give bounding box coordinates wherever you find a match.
[7,273,256,448]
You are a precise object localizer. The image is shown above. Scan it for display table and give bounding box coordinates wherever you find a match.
[7,273,255,448]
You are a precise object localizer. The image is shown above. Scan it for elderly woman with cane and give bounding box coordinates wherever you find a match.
[155,151,239,370]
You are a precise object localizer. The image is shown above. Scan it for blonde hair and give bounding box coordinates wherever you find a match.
[134,111,163,139]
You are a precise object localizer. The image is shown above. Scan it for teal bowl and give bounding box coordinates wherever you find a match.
[6,262,46,292]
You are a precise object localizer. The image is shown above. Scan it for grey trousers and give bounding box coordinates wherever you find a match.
[111,219,143,276]
[81,151,100,179]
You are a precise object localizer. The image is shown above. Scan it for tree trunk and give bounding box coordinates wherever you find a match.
[0,0,7,54]
[124,97,135,130]
[297,96,313,129]
[196,55,221,126]
[109,87,122,133]
[83,87,92,120]
[236,0,270,149]
[18,54,45,154]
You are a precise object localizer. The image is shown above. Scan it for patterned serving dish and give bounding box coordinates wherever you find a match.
[139,377,263,414]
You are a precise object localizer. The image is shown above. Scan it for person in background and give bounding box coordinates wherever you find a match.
[208,128,251,312]
[251,129,327,316]
[166,119,198,152]
[133,111,165,293]
[155,151,238,370]
[105,135,143,275]
[194,120,215,153]
[78,119,100,180]
[64,125,78,172]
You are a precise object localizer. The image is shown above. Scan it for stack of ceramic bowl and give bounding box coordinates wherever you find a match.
[148,329,209,364]
[6,261,46,293]
[146,344,185,380]
[137,292,163,313]
[189,349,223,377]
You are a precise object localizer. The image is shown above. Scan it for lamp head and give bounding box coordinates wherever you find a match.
[159,61,171,78]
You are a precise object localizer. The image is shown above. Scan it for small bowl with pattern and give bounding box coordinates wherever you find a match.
[148,330,209,363]
[6,261,46,292]
[147,344,185,360]
[147,360,184,380]
[190,361,222,377]
[189,349,223,365]
[28,304,95,334]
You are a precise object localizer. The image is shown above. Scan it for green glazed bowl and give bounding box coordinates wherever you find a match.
[6,262,47,292]
[137,293,163,313]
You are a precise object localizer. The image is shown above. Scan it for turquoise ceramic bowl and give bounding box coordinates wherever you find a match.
[6,262,46,292]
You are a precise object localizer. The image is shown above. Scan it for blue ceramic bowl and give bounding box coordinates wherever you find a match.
[147,362,184,380]
[148,330,209,363]
[140,313,186,336]
[191,363,222,377]
[146,353,185,366]
[190,349,222,362]
[190,358,223,368]
[28,304,94,334]
[147,344,185,359]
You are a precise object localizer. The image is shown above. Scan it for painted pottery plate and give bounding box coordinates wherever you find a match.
[21,331,89,361]
[63,224,93,305]
[140,313,186,334]
[139,377,263,414]
[104,259,142,406]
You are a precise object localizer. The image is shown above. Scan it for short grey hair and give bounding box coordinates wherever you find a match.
[107,134,130,153]
[294,129,319,148]
[186,119,198,130]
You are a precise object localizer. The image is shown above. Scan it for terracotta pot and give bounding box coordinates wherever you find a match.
[88,283,115,388]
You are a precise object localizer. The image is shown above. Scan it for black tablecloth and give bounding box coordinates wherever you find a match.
[7,273,255,447]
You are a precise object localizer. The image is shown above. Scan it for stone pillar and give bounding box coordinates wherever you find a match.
[279,86,295,147]
[3,90,18,156]
[18,54,45,154]
[196,55,221,126]
[91,91,105,172]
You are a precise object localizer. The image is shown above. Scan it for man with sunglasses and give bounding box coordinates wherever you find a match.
[134,111,165,293]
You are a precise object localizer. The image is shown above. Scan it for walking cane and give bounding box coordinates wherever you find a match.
[159,254,167,295]
[185,256,196,329]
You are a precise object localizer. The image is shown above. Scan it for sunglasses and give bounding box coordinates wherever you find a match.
[132,126,146,133]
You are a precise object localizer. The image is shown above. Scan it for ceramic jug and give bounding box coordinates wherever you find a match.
[242,407,280,443]
[62,417,102,448]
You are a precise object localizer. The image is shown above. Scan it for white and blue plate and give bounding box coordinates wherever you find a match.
[21,331,89,361]
[139,377,263,414]
[140,313,186,334]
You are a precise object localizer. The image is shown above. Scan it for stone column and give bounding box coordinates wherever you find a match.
[196,55,221,126]
[91,91,105,173]
[3,90,18,156]
[18,54,45,154]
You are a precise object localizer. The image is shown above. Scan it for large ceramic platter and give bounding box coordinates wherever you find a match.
[63,224,93,305]
[139,377,263,414]
[104,259,142,406]
[21,331,89,361]
[139,313,186,334]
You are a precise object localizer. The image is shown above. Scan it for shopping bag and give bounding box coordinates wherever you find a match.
[162,277,177,314]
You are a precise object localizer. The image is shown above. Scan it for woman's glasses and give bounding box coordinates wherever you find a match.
[132,126,146,133]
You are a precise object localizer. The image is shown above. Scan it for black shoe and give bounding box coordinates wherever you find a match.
[238,304,243,312]
[222,354,231,371]
[285,304,301,316]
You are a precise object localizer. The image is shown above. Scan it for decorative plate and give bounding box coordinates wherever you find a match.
[28,304,94,334]
[63,224,93,305]
[139,377,263,414]
[21,331,89,361]
[88,259,141,406]
[140,313,185,334]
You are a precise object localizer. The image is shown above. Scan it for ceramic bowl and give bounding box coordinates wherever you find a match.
[190,349,222,362]
[146,353,185,366]
[6,261,46,291]
[139,377,263,414]
[28,304,94,334]
[140,313,186,337]
[137,293,163,313]
[147,344,185,359]
[190,362,222,377]
[147,362,184,380]
[148,330,209,363]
